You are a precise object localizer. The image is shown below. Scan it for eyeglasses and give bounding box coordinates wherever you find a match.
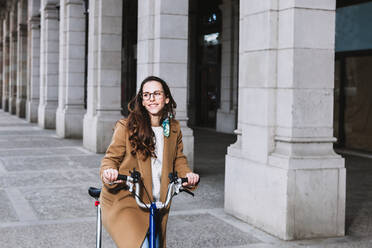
[142,91,164,101]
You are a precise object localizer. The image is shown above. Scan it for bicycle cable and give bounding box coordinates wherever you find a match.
[140,179,154,203]
[131,190,150,210]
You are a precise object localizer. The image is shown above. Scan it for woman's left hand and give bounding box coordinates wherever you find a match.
[183,172,199,187]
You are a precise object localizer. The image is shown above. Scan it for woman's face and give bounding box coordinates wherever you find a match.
[142,80,170,118]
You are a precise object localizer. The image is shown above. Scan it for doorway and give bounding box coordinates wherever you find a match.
[189,0,222,128]
[334,0,372,153]
[121,0,138,116]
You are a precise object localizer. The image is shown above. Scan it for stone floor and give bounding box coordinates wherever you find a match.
[0,110,372,247]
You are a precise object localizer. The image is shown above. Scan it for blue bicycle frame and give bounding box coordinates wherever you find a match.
[149,203,157,248]
[116,170,192,248]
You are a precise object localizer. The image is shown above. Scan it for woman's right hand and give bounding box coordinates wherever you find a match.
[102,168,120,184]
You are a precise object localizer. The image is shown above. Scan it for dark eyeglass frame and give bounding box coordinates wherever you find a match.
[141,90,165,101]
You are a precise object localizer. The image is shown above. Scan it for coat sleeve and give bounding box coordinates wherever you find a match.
[173,128,191,178]
[173,127,198,190]
[99,119,130,190]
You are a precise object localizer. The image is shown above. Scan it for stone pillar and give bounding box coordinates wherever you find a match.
[83,0,122,152]
[137,0,194,169]
[216,0,238,133]
[225,0,345,240]
[56,0,86,138]
[16,0,28,118]
[2,14,9,112]
[26,0,41,123]
[38,0,59,129]
[0,20,3,109]
[9,7,17,115]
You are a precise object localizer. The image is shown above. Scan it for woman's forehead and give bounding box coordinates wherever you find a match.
[143,81,163,92]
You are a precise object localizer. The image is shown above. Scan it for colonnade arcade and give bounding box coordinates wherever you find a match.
[0,0,346,241]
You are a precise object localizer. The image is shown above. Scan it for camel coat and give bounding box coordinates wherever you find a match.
[99,118,193,248]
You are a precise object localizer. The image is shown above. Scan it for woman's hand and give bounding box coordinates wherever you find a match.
[102,168,122,184]
[183,172,199,187]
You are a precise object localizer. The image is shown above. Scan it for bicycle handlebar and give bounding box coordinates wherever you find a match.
[116,174,127,181]
[113,173,190,210]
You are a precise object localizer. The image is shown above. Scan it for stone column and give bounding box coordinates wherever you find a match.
[9,7,17,115]
[56,0,86,138]
[2,14,9,112]
[38,0,59,129]
[225,0,345,240]
[16,0,28,118]
[137,0,194,168]
[216,0,238,133]
[26,0,41,123]
[0,21,3,109]
[83,0,122,152]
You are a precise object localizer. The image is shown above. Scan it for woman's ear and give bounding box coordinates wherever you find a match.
[165,98,170,104]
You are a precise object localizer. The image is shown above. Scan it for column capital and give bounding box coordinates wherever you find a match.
[65,0,84,5]
[43,3,59,20]
[29,16,41,27]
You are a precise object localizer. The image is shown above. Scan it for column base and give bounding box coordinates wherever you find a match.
[225,147,345,240]
[83,111,122,153]
[16,98,26,118]
[26,100,39,123]
[56,105,85,138]
[9,96,16,115]
[216,109,236,133]
[2,98,9,112]
[38,101,57,129]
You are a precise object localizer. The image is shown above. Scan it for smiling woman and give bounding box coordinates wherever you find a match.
[99,76,199,248]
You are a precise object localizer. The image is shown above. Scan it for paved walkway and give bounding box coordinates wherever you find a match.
[0,110,372,247]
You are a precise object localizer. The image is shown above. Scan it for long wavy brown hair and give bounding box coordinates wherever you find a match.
[127,76,177,160]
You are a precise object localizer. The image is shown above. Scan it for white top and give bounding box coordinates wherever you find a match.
[151,126,164,201]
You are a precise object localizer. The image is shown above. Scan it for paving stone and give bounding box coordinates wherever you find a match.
[0,147,86,157]
[0,130,55,136]
[0,190,18,222]
[20,185,97,220]
[0,169,98,188]
[171,173,224,211]
[0,137,82,149]
[1,111,372,247]
[166,213,260,248]
[0,123,33,127]
[0,222,116,248]
[0,155,102,172]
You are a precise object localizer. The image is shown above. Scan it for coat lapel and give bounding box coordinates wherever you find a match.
[160,121,177,202]
[137,155,153,203]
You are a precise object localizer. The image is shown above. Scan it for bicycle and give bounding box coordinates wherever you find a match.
[88,169,195,248]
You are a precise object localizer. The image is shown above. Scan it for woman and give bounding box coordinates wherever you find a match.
[100,76,199,248]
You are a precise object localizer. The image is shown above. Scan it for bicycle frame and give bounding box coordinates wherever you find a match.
[118,171,190,248]
[88,187,103,248]
[89,171,193,248]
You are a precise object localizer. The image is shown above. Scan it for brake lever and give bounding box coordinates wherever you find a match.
[180,188,194,197]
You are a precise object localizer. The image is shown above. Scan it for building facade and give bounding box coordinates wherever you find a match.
[1,0,371,241]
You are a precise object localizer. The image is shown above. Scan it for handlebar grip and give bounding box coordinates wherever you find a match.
[117,174,127,181]
[181,177,188,183]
